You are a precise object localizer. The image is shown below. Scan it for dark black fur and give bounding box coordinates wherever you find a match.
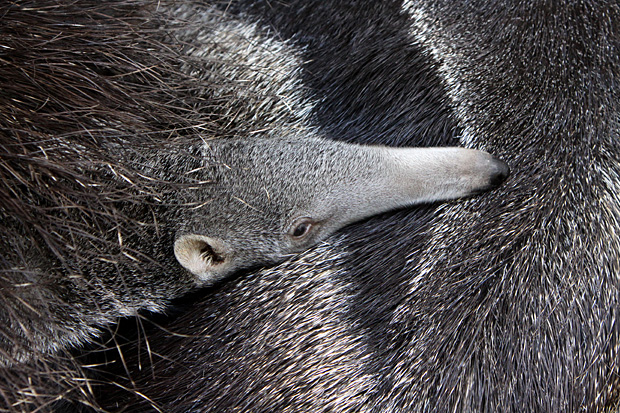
[2,0,620,412]
[90,1,620,412]
[0,1,229,408]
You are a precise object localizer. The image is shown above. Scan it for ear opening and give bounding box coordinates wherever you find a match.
[174,234,230,280]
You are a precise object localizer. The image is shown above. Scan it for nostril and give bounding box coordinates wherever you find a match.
[489,158,510,187]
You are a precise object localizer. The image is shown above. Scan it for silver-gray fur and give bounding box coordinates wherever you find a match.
[0,0,508,409]
[174,139,506,283]
[3,0,618,412]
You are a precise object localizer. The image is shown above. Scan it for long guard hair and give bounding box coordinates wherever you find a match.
[1,0,619,412]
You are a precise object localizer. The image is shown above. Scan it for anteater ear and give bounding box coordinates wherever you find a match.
[173,234,231,279]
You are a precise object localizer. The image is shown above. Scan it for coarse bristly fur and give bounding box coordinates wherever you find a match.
[0,0,280,408]
[0,0,512,410]
[0,1,208,408]
[1,0,618,412]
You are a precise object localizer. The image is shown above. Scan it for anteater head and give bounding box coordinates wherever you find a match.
[173,136,509,284]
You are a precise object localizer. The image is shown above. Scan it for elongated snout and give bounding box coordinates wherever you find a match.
[378,146,509,202]
[321,145,510,229]
[458,149,510,193]
[173,138,509,285]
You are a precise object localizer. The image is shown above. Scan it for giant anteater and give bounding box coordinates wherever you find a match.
[2,0,618,412]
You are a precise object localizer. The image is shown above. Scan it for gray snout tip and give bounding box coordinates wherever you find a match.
[489,157,510,188]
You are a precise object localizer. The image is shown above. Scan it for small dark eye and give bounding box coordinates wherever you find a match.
[292,222,310,237]
[289,217,315,239]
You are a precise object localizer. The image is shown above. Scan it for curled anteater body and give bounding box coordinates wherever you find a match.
[2,0,620,412]
[0,1,512,410]
[81,1,619,412]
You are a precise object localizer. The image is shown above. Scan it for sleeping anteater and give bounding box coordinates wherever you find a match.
[0,1,509,410]
[79,0,618,412]
[3,0,619,412]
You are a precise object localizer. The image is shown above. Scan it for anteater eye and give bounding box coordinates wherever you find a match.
[289,217,315,239]
[292,222,310,237]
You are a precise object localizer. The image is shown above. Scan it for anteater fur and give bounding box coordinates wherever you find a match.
[1,0,619,412]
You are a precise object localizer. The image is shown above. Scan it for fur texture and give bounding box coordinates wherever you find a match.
[0,0,505,371]
[91,1,620,412]
[1,0,619,412]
